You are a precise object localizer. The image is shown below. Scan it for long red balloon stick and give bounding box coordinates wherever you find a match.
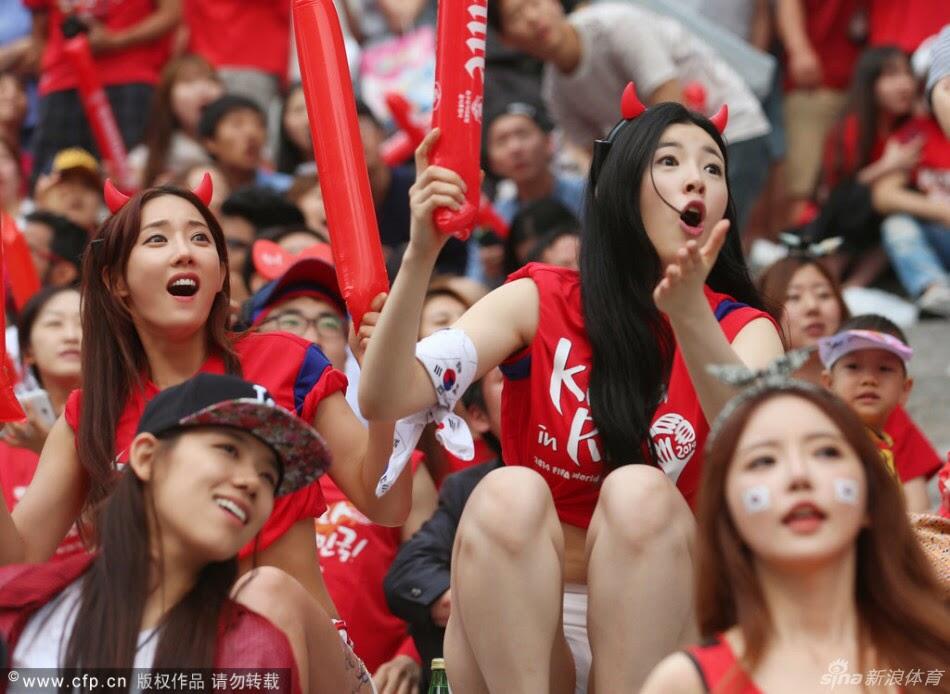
[380,93,429,167]
[475,194,509,239]
[1,212,41,311]
[386,93,428,148]
[293,0,389,329]
[429,0,488,240]
[380,130,416,167]
[62,33,135,192]
[0,215,27,422]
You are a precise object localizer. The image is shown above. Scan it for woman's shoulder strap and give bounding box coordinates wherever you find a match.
[506,262,579,294]
[683,635,740,693]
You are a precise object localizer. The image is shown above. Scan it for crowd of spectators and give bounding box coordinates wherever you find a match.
[1,0,950,691]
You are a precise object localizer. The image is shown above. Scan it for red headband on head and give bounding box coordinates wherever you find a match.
[591,82,729,187]
[618,82,728,133]
[103,172,215,214]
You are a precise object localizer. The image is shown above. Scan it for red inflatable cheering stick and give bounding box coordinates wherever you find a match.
[293,0,389,329]
[1,212,41,311]
[0,215,27,422]
[429,0,488,240]
[380,93,429,167]
[61,18,135,192]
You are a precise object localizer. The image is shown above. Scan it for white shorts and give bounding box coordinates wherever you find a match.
[563,583,591,694]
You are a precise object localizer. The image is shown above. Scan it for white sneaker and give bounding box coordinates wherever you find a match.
[917,284,950,317]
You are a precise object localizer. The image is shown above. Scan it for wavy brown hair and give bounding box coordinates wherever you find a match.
[141,55,221,188]
[757,257,850,347]
[78,186,240,528]
[696,386,950,690]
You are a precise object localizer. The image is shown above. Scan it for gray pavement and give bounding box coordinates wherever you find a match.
[905,319,950,459]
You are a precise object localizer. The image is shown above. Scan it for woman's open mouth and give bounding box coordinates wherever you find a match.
[679,201,705,236]
[167,273,200,300]
[781,502,827,534]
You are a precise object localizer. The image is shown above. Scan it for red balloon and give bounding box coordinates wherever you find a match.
[429,0,488,240]
[385,93,428,148]
[1,212,41,312]
[475,194,510,239]
[380,130,417,167]
[62,35,135,191]
[293,0,389,328]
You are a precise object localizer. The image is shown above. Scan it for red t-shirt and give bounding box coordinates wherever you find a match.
[784,0,864,91]
[869,0,950,53]
[0,442,85,560]
[821,114,887,189]
[314,454,423,674]
[895,116,950,203]
[184,0,291,81]
[442,438,497,480]
[24,0,171,95]
[499,264,774,527]
[884,405,943,483]
[63,332,347,559]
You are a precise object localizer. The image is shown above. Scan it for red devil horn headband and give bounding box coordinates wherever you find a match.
[709,104,728,134]
[103,172,215,214]
[592,83,729,187]
[619,81,728,133]
[620,82,647,120]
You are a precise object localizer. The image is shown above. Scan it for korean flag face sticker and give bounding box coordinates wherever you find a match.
[834,478,859,506]
[742,485,771,514]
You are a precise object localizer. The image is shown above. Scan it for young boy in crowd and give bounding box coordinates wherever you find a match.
[819,314,930,511]
[198,95,291,193]
[32,147,102,232]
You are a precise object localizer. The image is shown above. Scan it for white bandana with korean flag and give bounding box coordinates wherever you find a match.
[375,329,478,496]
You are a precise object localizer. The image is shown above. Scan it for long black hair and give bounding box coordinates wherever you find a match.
[580,102,765,471]
[61,435,237,690]
[827,45,911,187]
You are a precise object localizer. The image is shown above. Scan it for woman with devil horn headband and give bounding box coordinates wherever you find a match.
[358,84,784,692]
[0,176,407,692]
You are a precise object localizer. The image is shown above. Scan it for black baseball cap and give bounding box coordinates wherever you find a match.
[136,373,331,497]
[486,101,554,133]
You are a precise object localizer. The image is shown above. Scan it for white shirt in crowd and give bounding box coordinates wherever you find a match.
[542,3,771,147]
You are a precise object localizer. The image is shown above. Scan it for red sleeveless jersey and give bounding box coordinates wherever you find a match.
[64,332,347,559]
[500,264,772,528]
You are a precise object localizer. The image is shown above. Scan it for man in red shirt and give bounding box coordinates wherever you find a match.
[777,0,866,223]
[184,0,291,113]
[23,0,180,185]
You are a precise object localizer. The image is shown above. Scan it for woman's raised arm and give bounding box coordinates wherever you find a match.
[1,415,87,564]
[359,130,538,422]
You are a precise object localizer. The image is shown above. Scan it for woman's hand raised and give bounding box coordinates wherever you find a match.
[653,219,729,318]
[408,129,466,260]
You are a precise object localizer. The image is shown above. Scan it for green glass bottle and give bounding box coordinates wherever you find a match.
[427,658,451,693]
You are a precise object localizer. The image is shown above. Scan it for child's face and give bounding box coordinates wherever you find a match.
[823,348,912,429]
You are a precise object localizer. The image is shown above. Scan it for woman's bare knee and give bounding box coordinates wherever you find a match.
[590,466,693,554]
[457,466,559,555]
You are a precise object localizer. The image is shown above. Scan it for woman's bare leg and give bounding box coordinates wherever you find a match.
[586,466,697,693]
[444,467,575,694]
